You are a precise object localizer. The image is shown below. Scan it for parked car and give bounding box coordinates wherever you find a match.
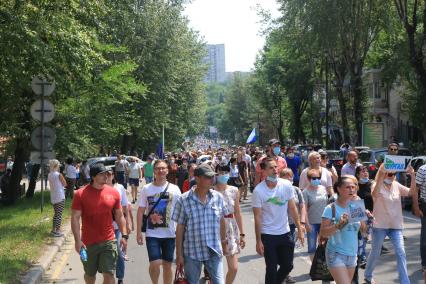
[325,150,344,176]
[359,147,413,179]
[354,146,370,153]
[87,156,145,171]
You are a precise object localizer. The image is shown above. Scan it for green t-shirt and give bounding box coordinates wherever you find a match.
[144,163,153,177]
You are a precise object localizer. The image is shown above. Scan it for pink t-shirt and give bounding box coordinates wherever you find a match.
[255,155,287,182]
[372,181,410,229]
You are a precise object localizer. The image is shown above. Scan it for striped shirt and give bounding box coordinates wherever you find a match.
[415,164,426,201]
[171,188,229,261]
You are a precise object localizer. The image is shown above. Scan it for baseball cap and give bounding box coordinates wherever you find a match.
[268,138,281,146]
[194,164,216,177]
[90,163,109,177]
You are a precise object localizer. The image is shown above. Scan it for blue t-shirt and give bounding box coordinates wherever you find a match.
[285,156,301,182]
[322,203,360,256]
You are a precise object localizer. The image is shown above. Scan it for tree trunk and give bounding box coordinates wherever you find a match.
[26,164,41,198]
[3,138,28,204]
[351,75,364,145]
[336,86,351,144]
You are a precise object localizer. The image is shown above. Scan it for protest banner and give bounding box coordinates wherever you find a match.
[384,155,412,172]
[348,200,368,223]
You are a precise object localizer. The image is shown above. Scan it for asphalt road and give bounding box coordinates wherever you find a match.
[42,191,424,284]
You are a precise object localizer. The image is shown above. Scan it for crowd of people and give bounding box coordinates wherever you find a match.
[42,139,425,284]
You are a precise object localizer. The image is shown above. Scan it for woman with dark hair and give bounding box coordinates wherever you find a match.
[320,176,368,284]
[214,164,245,284]
[355,165,375,267]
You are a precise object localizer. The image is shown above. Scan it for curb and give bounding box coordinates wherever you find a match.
[20,222,72,284]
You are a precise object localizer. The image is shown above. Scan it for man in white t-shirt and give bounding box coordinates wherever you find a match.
[136,160,181,284]
[64,157,77,199]
[252,157,305,284]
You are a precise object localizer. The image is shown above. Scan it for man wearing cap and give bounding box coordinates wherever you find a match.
[254,139,287,187]
[71,163,128,284]
[172,164,229,284]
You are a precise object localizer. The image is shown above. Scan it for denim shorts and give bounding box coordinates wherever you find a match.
[146,237,175,262]
[307,223,321,253]
[128,178,139,186]
[326,249,357,268]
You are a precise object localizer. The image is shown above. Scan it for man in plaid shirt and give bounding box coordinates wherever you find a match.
[414,163,426,283]
[172,163,229,284]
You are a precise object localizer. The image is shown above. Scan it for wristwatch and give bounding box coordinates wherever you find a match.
[122,234,129,240]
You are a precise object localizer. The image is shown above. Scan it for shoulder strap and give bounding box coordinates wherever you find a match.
[146,183,170,217]
[331,202,336,223]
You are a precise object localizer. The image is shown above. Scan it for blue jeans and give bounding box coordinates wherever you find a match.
[307,223,321,254]
[114,230,125,280]
[184,251,224,284]
[145,176,153,183]
[364,228,409,284]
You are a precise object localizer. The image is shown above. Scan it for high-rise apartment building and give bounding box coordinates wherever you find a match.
[203,44,226,83]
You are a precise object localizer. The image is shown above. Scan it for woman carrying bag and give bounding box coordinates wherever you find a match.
[319,176,368,284]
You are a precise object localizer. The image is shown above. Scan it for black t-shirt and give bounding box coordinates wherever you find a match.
[358,182,374,211]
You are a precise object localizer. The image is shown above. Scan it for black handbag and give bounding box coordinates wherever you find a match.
[309,203,335,281]
[141,183,169,233]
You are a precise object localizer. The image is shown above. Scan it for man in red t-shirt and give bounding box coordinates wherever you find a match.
[254,139,287,186]
[71,163,128,284]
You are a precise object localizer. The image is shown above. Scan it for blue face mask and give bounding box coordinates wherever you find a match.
[359,177,369,184]
[273,147,281,156]
[217,174,230,184]
[266,175,278,183]
[310,179,321,186]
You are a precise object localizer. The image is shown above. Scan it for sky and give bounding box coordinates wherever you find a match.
[183,0,280,72]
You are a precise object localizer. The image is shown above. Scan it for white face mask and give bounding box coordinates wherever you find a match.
[384,178,393,185]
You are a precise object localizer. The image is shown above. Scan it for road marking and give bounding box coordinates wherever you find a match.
[50,245,72,280]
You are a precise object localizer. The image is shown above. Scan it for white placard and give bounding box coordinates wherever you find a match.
[348,200,368,223]
[384,155,412,172]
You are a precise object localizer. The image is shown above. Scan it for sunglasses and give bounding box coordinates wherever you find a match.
[387,173,396,177]
[389,148,398,151]
[310,176,321,180]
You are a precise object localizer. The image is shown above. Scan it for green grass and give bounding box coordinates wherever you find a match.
[0,192,71,284]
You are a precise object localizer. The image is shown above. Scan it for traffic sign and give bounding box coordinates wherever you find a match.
[30,151,55,165]
[31,126,56,150]
[30,99,55,122]
[31,75,55,96]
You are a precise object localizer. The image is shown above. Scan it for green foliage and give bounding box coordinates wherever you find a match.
[0,0,207,160]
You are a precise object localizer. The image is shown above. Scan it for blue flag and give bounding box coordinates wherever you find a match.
[246,128,257,144]
[156,143,164,159]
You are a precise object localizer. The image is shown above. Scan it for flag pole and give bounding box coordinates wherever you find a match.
[162,124,165,159]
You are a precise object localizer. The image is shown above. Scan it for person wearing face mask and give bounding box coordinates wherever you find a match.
[252,158,305,284]
[214,164,245,284]
[364,164,416,284]
[320,176,368,284]
[302,168,329,262]
[285,147,302,187]
[254,139,287,187]
[354,165,375,268]
[280,168,306,284]
[299,152,334,196]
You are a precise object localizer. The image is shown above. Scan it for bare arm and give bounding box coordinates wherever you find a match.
[253,207,264,255]
[372,164,385,198]
[59,173,67,187]
[288,199,305,246]
[114,208,128,251]
[175,223,185,269]
[71,209,83,253]
[136,207,146,245]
